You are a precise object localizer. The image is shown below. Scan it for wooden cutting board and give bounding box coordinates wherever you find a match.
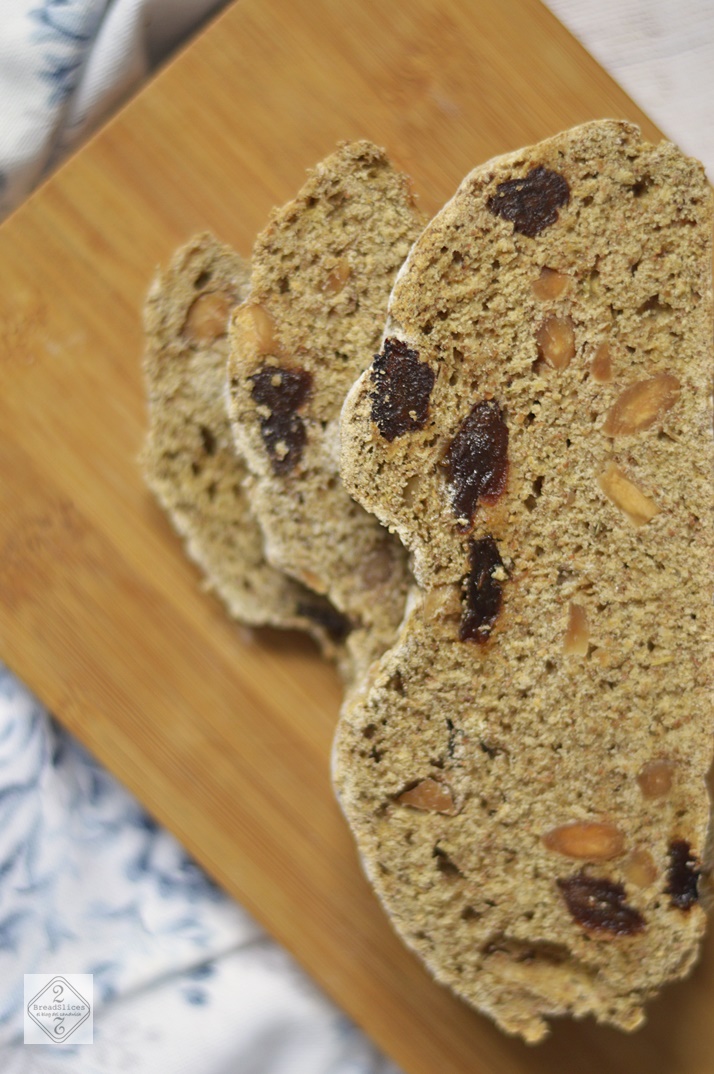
[1,0,711,1069]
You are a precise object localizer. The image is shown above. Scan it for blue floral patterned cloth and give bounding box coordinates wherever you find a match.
[0,664,399,1072]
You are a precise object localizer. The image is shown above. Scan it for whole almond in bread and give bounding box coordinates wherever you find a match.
[227,142,425,681]
[335,120,713,1041]
[141,233,351,658]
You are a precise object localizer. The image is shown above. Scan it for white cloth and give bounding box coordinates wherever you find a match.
[0,2,711,1071]
[0,0,227,221]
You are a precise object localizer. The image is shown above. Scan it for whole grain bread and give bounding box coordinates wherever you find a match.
[227,141,425,680]
[141,233,351,656]
[335,120,714,1041]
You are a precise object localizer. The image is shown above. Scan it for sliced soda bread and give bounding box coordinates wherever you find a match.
[335,120,714,1040]
[227,142,425,680]
[142,233,351,655]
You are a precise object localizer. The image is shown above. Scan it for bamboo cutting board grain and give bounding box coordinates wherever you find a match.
[1,0,712,1070]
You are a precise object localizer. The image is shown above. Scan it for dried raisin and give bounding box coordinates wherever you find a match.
[250,365,312,474]
[370,337,435,442]
[460,536,505,643]
[665,840,700,910]
[487,166,570,237]
[443,400,508,527]
[557,872,645,936]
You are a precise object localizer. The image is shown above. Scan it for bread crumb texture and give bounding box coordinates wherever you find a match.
[335,121,714,1042]
[141,233,350,656]
[227,142,425,681]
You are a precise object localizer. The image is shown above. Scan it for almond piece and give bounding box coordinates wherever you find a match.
[543,821,625,860]
[535,315,575,370]
[637,759,676,798]
[233,302,280,355]
[590,341,613,383]
[184,291,233,344]
[322,257,352,295]
[563,603,589,656]
[396,778,457,815]
[597,462,659,527]
[623,848,658,888]
[531,268,569,301]
[602,374,680,436]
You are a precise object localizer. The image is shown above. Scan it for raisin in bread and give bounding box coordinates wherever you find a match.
[227,142,425,680]
[334,120,713,1041]
[142,233,350,655]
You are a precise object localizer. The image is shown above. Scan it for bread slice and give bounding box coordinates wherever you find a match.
[141,232,352,656]
[335,120,713,1040]
[227,142,425,680]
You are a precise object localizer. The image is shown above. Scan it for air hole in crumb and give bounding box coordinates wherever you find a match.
[191,461,201,476]
[581,195,593,207]
[544,659,556,673]
[362,723,377,739]
[630,177,652,198]
[199,424,217,455]
[369,745,385,763]
[433,847,464,879]
[388,671,406,695]
[461,905,481,921]
[524,475,544,511]
[422,322,433,335]
[194,270,211,289]
[278,276,290,294]
[638,294,672,316]
[534,545,545,557]
[452,250,463,264]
